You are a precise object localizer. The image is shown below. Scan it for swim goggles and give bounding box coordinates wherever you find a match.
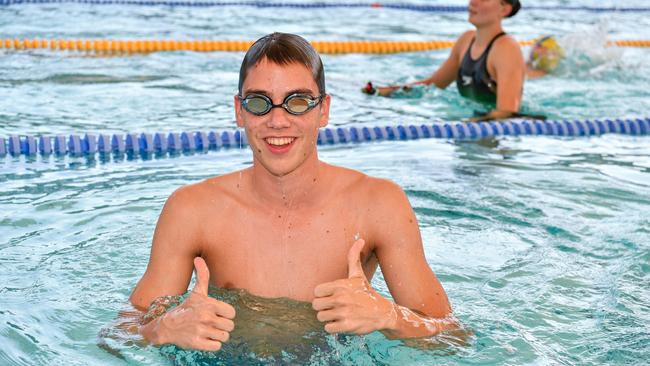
[238,93,323,116]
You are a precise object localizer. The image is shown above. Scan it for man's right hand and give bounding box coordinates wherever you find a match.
[148,257,236,351]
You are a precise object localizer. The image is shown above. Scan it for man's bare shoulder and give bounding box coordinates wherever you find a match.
[325,163,407,205]
[164,168,250,213]
[327,165,416,249]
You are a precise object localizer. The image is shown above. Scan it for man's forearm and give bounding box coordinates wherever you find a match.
[380,303,457,340]
[107,295,180,346]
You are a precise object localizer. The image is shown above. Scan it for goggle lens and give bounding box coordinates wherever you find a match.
[286,96,311,114]
[240,93,322,116]
[246,97,271,115]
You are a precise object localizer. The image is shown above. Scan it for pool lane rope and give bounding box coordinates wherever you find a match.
[2,118,649,158]
[1,0,650,12]
[2,39,650,55]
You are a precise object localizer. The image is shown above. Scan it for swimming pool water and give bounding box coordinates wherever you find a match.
[1,0,650,135]
[1,1,650,365]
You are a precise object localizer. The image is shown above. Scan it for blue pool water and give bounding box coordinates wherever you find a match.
[1,0,650,365]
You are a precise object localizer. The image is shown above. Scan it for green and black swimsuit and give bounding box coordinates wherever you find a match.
[456,32,506,105]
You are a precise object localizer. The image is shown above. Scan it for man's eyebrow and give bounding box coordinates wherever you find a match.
[286,88,318,96]
[242,88,319,97]
[242,89,269,96]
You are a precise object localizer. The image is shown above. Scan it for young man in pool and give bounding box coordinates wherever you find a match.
[128,32,454,351]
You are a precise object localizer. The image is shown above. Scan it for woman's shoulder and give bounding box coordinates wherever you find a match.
[489,34,525,68]
[453,30,476,55]
[493,33,521,51]
[458,30,476,43]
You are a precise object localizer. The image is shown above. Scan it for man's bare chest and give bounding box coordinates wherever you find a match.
[200,206,369,300]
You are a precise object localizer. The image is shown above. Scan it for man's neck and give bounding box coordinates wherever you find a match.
[249,156,325,209]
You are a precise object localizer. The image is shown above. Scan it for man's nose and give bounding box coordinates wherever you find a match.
[266,106,291,129]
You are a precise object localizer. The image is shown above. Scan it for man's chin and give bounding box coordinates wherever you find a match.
[257,162,298,178]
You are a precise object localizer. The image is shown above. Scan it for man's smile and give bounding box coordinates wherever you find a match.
[263,136,297,154]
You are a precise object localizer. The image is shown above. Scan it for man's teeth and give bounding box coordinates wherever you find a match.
[265,137,295,146]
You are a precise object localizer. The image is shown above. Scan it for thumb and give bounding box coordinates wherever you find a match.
[191,257,210,296]
[347,239,365,279]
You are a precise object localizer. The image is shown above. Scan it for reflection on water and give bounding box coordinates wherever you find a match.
[152,287,470,365]
[2,136,649,365]
[159,287,331,365]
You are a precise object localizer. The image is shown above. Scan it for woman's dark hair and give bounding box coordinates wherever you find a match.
[503,0,521,17]
[238,32,325,95]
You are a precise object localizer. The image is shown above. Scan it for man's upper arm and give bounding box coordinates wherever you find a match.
[494,38,525,113]
[129,186,202,310]
[369,180,452,318]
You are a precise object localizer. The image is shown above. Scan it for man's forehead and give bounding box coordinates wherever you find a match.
[243,59,318,94]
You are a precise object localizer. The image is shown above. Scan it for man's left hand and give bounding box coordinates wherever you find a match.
[312,239,396,335]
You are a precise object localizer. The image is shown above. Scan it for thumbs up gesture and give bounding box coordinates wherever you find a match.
[152,257,236,351]
[312,239,396,335]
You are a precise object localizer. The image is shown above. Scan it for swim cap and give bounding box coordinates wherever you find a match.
[503,0,521,17]
[529,36,565,72]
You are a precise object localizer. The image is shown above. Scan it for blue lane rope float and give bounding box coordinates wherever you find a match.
[2,118,649,158]
[1,0,649,12]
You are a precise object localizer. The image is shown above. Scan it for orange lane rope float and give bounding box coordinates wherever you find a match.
[1,39,649,54]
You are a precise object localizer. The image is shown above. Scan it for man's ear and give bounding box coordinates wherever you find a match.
[318,94,331,128]
[234,94,244,128]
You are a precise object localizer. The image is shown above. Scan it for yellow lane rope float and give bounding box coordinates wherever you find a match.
[1,39,649,54]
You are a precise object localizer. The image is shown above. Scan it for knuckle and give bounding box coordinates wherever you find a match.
[192,335,203,346]
[221,304,236,319]
[340,320,351,332]
[311,299,321,310]
[222,319,235,332]
[334,294,347,306]
[324,323,334,333]
[212,341,222,351]
[314,284,324,294]
[325,322,340,334]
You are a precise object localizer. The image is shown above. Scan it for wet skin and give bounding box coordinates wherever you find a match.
[129,59,453,350]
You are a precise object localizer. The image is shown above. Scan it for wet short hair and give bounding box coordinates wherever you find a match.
[238,32,326,95]
[503,0,521,17]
